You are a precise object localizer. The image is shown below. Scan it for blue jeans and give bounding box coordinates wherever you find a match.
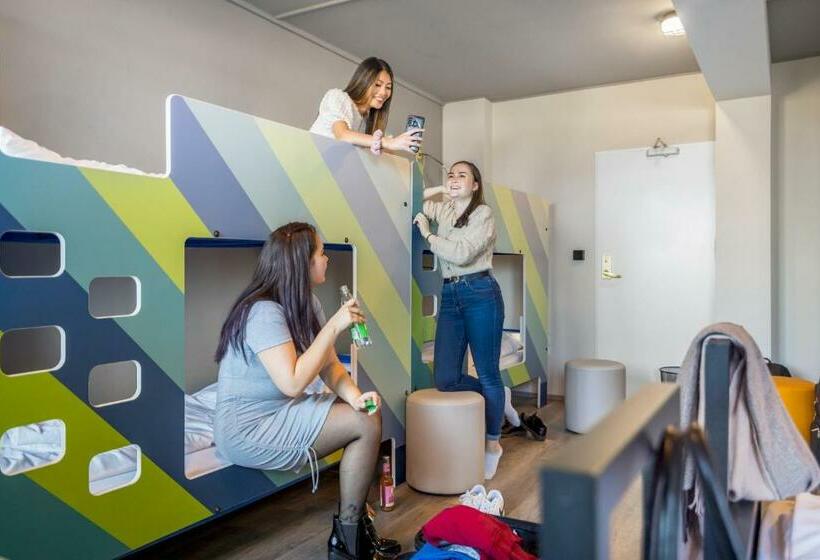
[433,273,505,440]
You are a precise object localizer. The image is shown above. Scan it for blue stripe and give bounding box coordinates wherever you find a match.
[169,96,270,239]
[314,136,411,309]
[512,190,550,296]
[357,362,406,446]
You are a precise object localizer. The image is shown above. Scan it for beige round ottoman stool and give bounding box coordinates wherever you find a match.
[406,389,485,494]
[565,359,626,433]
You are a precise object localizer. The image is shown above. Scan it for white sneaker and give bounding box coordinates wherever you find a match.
[480,489,505,516]
[458,484,487,510]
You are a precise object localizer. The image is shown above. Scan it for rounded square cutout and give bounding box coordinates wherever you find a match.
[88,360,141,407]
[88,276,141,319]
[0,325,65,376]
[0,230,64,278]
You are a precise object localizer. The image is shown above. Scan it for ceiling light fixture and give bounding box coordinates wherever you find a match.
[659,11,685,36]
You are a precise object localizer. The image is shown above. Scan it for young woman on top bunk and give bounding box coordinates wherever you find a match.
[310,56,421,155]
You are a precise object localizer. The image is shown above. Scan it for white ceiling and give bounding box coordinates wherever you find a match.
[236,0,820,103]
[239,0,699,102]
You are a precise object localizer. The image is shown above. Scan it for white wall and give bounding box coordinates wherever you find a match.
[442,98,493,180]
[447,74,716,394]
[713,95,772,355]
[772,56,820,380]
[0,0,441,181]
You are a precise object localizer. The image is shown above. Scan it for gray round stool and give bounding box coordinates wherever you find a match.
[564,359,626,433]
[406,389,485,494]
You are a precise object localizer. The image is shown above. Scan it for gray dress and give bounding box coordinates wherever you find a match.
[214,297,337,484]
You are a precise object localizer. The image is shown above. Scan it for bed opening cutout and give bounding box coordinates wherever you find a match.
[421,294,438,317]
[420,253,526,372]
[89,444,141,496]
[0,230,64,278]
[0,325,65,376]
[183,238,356,479]
[0,419,66,476]
[421,250,437,271]
[493,253,526,371]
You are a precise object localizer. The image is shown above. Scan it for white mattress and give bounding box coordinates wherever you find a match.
[0,126,162,177]
[421,331,525,373]
[184,382,232,479]
[185,445,232,480]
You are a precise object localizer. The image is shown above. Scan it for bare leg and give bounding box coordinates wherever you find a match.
[312,401,382,523]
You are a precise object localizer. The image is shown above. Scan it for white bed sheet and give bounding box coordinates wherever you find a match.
[0,126,162,177]
[421,331,525,371]
[0,419,65,476]
[88,444,140,495]
[184,381,233,479]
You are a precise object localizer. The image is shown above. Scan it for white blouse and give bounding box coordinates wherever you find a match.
[309,88,366,138]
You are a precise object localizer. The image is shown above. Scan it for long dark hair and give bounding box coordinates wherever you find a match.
[451,161,486,228]
[344,57,394,134]
[215,222,322,363]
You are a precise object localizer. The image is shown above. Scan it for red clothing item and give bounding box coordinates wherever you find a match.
[422,505,537,560]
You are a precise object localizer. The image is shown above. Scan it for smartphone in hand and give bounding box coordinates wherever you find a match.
[405,114,425,153]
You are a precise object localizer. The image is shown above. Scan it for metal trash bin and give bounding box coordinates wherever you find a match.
[659,366,680,383]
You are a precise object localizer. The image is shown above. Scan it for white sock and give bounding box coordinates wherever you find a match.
[504,386,521,427]
[484,447,503,480]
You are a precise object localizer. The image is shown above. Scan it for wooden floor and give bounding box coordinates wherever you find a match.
[134,401,641,559]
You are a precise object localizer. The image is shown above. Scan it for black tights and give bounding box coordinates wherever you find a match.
[311,401,382,523]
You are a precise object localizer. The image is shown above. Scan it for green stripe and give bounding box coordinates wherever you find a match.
[0,474,127,560]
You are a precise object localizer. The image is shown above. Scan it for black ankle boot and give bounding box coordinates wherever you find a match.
[328,514,401,559]
[361,514,401,557]
[328,514,372,560]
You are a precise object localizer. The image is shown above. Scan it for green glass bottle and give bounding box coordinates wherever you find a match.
[339,285,372,347]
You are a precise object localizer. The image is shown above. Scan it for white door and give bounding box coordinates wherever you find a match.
[595,142,715,394]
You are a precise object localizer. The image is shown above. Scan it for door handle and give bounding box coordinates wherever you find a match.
[601,255,622,280]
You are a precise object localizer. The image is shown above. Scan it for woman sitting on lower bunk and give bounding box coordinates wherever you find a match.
[213,222,400,560]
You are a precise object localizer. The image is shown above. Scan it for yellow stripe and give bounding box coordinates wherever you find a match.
[257,122,411,372]
[492,186,549,329]
[81,170,212,292]
[507,363,532,386]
